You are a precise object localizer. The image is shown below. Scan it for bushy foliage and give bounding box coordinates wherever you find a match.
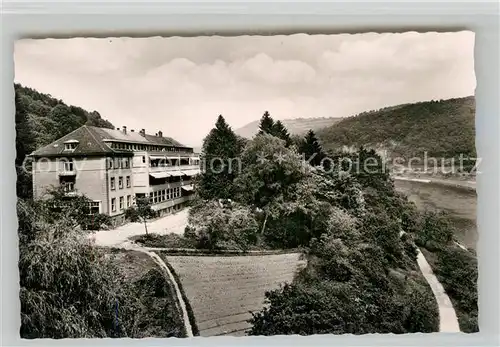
[434,246,478,332]
[132,233,197,249]
[398,202,478,332]
[234,133,308,208]
[32,187,112,232]
[18,199,186,338]
[18,200,140,338]
[186,200,259,251]
[410,210,454,250]
[124,197,157,235]
[131,267,186,337]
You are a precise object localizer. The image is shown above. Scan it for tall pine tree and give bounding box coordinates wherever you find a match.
[272,120,292,147]
[258,111,275,135]
[299,130,326,167]
[198,115,244,200]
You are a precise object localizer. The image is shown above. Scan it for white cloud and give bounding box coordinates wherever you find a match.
[14,31,475,147]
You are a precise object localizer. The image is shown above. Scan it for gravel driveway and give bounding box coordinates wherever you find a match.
[91,208,190,247]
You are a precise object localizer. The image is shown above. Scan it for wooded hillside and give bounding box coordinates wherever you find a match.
[15,83,115,198]
[316,97,476,160]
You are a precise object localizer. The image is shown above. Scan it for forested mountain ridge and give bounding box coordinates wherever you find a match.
[316,96,476,160]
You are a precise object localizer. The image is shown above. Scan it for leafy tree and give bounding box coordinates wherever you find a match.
[198,115,244,200]
[185,200,259,250]
[234,134,307,208]
[49,104,82,139]
[258,111,275,135]
[18,199,142,338]
[124,197,157,235]
[36,187,112,231]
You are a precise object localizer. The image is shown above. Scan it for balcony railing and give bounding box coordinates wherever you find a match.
[149,165,200,173]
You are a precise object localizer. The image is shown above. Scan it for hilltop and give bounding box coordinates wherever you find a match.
[234,117,342,139]
[316,96,476,160]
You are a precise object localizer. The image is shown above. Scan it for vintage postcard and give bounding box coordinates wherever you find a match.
[14,31,477,338]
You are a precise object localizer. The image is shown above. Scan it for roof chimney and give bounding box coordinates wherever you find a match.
[158,130,163,138]
[139,129,146,137]
[122,126,127,134]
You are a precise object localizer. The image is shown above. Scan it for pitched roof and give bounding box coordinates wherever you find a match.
[30,125,190,157]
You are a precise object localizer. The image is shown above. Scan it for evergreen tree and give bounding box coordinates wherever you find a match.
[198,115,244,200]
[299,130,326,167]
[258,111,275,135]
[272,120,292,147]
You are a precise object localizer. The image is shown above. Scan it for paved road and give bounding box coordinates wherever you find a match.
[91,208,189,247]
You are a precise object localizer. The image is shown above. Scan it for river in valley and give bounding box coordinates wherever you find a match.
[394,179,477,250]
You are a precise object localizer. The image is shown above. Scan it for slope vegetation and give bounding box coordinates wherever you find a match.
[316,96,475,160]
[15,83,115,198]
[15,83,114,155]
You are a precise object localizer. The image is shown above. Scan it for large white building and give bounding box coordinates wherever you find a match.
[30,125,200,225]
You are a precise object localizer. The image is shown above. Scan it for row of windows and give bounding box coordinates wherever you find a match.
[107,157,131,170]
[149,187,181,204]
[110,176,131,190]
[111,195,132,212]
[109,142,193,153]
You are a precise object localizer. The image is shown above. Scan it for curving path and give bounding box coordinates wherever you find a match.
[400,231,460,332]
[416,250,460,332]
[92,212,195,338]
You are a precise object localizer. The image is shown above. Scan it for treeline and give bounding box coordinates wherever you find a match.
[15,83,115,198]
[316,96,476,161]
[185,111,451,334]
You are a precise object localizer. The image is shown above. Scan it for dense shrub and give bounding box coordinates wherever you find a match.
[19,200,186,338]
[130,267,186,337]
[412,210,454,249]
[186,200,260,251]
[19,225,142,338]
[434,246,479,332]
[132,233,197,249]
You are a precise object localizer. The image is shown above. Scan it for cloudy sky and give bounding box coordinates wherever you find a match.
[14,31,475,147]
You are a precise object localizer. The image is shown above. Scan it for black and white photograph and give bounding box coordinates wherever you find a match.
[14,31,478,338]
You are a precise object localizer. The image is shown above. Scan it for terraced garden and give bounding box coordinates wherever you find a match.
[157,252,306,337]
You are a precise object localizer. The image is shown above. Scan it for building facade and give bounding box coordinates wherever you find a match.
[30,125,200,225]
